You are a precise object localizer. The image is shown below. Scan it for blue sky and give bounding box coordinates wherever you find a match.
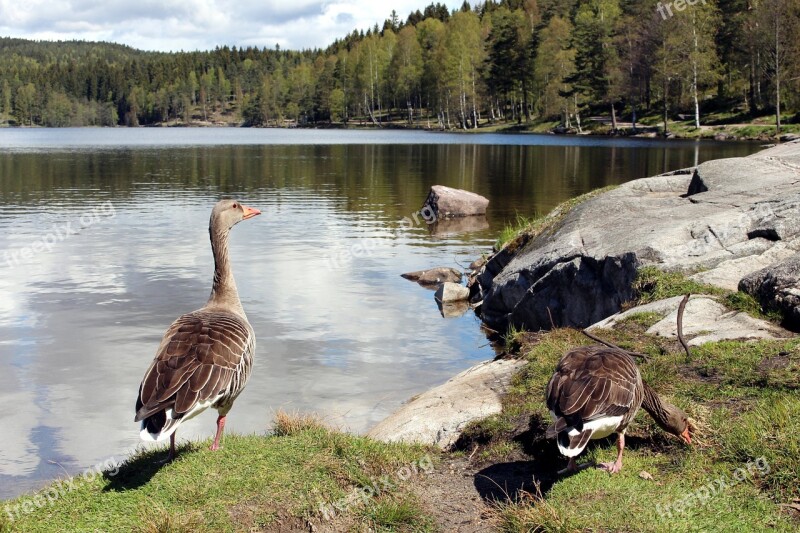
[0,0,464,52]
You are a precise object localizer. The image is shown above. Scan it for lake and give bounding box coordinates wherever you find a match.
[0,128,761,499]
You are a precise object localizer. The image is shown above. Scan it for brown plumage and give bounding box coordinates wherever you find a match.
[135,199,260,461]
[546,345,692,474]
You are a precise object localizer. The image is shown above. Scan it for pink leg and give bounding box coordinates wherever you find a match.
[210,415,226,451]
[158,432,176,464]
[599,433,625,474]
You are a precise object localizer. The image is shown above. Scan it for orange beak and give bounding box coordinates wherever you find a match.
[680,427,692,445]
[242,205,261,220]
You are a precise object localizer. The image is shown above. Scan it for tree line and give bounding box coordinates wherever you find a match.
[0,0,798,132]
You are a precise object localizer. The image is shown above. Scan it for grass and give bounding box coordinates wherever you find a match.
[476,194,799,530]
[2,413,437,532]
[459,323,800,532]
[630,266,784,324]
[631,266,727,304]
[358,493,435,532]
[495,186,618,251]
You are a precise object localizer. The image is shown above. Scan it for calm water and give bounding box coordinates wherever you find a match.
[0,128,761,499]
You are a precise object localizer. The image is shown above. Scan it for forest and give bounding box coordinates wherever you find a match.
[0,0,798,134]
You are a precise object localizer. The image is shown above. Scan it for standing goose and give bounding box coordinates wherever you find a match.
[135,199,260,461]
[546,345,692,474]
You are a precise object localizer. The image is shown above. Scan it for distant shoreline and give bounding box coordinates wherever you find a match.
[2,120,791,143]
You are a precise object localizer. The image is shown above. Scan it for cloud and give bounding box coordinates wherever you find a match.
[0,0,463,52]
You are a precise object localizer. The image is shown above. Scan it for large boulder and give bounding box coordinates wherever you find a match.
[739,253,800,331]
[477,141,800,332]
[423,185,489,218]
[590,295,791,344]
[367,358,526,449]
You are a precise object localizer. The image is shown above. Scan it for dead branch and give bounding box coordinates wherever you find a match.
[581,329,650,361]
[677,293,692,361]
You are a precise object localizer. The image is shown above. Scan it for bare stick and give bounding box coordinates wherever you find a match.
[581,329,650,361]
[547,307,556,330]
[677,293,692,361]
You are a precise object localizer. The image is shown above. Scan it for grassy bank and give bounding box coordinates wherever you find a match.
[0,414,437,532]
[457,269,800,532]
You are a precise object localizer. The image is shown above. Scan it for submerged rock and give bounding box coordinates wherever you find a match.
[367,358,526,449]
[401,267,462,286]
[437,299,470,318]
[469,256,487,271]
[423,185,489,219]
[428,215,489,236]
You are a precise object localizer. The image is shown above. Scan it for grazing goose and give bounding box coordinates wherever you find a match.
[135,199,260,461]
[546,345,692,474]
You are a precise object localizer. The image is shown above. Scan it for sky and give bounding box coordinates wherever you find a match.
[0,0,464,53]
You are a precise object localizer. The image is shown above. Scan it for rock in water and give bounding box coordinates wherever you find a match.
[739,253,800,331]
[428,216,489,236]
[434,282,470,303]
[437,299,470,318]
[401,267,462,286]
[423,185,489,219]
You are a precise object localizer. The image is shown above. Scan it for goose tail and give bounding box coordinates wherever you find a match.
[557,428,593,457]
[137,408,182,442]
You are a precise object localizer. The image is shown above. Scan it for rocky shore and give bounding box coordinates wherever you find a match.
[370,140,800,448]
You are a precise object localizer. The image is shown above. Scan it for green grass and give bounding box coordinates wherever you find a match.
[2,416,437,532]
[358,493,436,532]
[631,266,727,304]
[458,322,800,532]
[630,266,785,325]
[495,186,618,251]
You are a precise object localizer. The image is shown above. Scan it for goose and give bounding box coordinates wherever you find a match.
[546,345,692,474]
[135,199,260,461]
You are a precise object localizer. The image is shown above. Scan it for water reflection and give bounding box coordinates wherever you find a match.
[0,130,761,499]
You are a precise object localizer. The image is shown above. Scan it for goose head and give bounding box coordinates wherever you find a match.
[210,199,261,233]
[656,406,693,445]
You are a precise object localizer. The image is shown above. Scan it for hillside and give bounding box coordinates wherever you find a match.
[0,0,798,135]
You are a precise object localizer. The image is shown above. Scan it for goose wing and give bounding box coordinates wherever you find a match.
[135,310,253,422]
[546,345,641,437]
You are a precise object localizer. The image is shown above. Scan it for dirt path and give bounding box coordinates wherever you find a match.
[412,451,555,533]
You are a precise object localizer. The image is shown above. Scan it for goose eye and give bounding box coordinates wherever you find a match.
[232,203,238,209]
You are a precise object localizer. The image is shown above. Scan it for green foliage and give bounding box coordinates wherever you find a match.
[1,1,797,130]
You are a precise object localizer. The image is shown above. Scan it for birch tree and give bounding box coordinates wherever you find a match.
[755,0,799,133]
